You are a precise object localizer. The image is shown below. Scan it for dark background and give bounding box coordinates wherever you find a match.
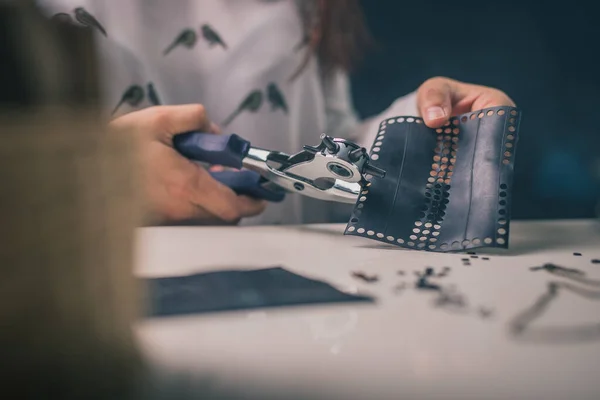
[351,0,600,219]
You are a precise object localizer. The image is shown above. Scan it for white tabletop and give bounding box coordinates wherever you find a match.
[135,220,600,400]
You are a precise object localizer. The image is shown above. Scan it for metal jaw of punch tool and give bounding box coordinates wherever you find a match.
[173,131,386,203]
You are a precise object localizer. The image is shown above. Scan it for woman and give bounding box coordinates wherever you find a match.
[37,0,515,225]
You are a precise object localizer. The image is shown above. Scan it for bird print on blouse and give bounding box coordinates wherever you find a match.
[112,84,145,115]
[200,24,228,49]
[163,28,197,56]
[147,82,162,106]
[221,83,289,127]
[222,90,264,127]
[163,25,228,56]
[112,82,165,114]
[50,7,107,37]
[111,14,304,123]
[267,83,288,114]
[74,7,107,36]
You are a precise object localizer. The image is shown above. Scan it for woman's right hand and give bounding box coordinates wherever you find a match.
[110,104,267,225]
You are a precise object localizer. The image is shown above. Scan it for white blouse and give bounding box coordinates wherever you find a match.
[37,0,418,225]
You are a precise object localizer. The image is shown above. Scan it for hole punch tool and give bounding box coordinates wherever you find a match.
[173,131,385,203]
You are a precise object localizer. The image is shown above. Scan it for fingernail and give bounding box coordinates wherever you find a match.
[426,106,446,121]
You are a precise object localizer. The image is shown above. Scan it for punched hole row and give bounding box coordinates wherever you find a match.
[415,126,459,250]
[503,111,518,165]
[370,126,389,162]
[346,226,404,245]
[496,183,509,245]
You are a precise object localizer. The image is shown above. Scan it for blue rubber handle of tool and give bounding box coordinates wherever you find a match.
[173,131,250,169]
[209,170,286,202]
[173,131,286,202]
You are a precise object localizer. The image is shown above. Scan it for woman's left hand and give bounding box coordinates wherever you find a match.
[417,77,516,128]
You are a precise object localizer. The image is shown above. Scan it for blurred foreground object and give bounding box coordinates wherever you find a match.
[0,113,143,399]
[0,1,143,399]
[0,0,100,107]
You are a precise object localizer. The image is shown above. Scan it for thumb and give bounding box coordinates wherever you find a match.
[417,78,453,128]
[109,104,215,144]
[155,104,214,140]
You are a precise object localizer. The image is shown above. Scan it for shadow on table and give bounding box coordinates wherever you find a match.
[289,225,346,238]
[351,220,600,256]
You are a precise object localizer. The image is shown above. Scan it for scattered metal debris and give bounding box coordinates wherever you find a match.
[351,271,379,283]
[415,276,441,291]
[509,278,600,343]
[434,289,468,311]
[530,263,585,275]
[531,263,600,287]
[409,268,491,320]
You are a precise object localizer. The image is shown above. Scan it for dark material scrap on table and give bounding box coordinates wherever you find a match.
[415,267,441,291]
[530,263,585,276]
[345,106,521,253]
[393,267,493,319]
[351,271,379,283]
[510,262,600,343]
[146,267,373,317]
